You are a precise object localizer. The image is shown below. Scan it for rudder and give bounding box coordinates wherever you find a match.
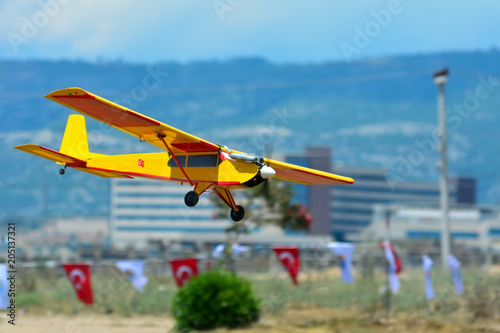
[60,115,89,160]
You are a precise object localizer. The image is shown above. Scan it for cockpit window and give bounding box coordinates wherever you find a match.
[167,154,221,168]
[186,154,220,167]
[167,155,187,167]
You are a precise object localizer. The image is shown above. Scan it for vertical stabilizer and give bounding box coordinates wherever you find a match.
[60,115,89,160]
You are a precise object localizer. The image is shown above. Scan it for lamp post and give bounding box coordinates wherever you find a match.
[384,211,391,319]
[433,68,450,268]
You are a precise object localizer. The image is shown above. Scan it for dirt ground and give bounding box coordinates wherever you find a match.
[3,308,500,333]
[1,314,175,333]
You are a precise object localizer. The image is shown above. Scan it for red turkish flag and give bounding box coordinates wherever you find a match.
[169,258,198,288]
[62,264,94,305]
[138,159,145,167]
[272,246,300,286]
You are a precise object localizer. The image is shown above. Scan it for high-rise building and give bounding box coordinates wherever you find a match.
[284,147,333,236]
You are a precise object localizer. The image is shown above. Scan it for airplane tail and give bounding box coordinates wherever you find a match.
[60,114,90,160]
[14,115,91,166]
[13,115,133,178]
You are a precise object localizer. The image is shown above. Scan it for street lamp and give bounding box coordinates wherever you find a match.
[433,68,450,268]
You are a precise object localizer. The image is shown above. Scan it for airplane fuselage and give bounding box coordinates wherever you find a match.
[75,151,262,189]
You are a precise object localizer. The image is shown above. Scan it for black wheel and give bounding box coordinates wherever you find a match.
[184,191,199,207]
[59,168,65,175]
[230,205,245,222]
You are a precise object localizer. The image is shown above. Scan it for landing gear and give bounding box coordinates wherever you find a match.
[59,166,66,175]
[212,187,246,222]
[184,191,199,207]
[230,205,245,222]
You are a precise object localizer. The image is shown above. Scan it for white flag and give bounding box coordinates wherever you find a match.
[212,244,250,258]
[0,264,8,308]
[327,242,354,283]
[384,245,400,293]
[116,260,148,292]
[422,255,434,299]
[448,255,463,294]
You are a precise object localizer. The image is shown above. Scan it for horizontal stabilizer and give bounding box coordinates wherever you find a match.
[13,144,132,178]
[13,144,86,166]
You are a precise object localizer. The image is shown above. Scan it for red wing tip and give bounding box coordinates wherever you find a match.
[337,177,355,185]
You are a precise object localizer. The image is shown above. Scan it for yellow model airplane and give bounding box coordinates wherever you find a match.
[14,88,354,221]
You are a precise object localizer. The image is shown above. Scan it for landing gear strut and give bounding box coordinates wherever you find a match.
[230,205,245,222]
[212,187,246,222]
[184,191,199,207]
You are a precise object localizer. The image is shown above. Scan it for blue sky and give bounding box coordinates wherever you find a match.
[1,0,499,63]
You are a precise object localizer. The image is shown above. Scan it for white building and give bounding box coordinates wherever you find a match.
[110,178,230,250]
[363,204,500,250]
[331,166,476,240]
[110,178,331,250]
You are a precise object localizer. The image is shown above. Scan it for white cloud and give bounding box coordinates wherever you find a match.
[208,125,292,140]
[337,121,435,137]
[0,129,59,146]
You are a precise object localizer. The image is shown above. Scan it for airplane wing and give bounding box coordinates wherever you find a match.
[45,88,220,154]
[263,158,354,185]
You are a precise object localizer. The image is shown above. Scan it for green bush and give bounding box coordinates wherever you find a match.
[172,270,260,331]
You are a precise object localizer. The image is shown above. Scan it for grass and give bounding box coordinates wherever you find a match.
[13,265,500,331]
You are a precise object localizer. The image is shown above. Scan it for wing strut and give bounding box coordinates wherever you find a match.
[157,134,194,186]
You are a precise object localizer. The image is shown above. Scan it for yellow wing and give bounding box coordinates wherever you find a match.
[263,158,354,185]
[45,88,220,154]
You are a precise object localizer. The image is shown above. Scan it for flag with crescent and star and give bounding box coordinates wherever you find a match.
[272,246,300,286]
[62,263,94,305]
[169,258,198,288]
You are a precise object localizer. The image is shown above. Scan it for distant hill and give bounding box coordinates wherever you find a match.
[2,50,500,223]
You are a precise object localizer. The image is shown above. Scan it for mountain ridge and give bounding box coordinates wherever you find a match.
[2,50,499,222]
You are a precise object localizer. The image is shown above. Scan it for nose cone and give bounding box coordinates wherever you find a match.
[260,165,276,179]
